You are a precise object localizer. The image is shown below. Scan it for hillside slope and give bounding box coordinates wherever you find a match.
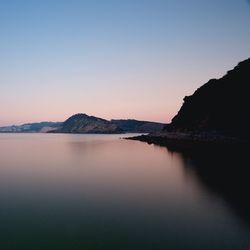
[129,58,250,146]
[53,114,122,134]
[166,58,250,137]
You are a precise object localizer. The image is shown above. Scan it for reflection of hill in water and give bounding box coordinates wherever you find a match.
[165,145,250,228]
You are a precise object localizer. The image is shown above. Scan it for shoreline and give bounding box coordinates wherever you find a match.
[125,132,250,151]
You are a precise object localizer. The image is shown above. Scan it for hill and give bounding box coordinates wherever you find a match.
[52,113,122,134]
[166,58,250,137]
[129,58,250,146]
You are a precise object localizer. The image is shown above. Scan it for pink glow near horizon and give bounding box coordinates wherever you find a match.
[1,1,250,126]
[0,99,178,126]
[0,63,245,127]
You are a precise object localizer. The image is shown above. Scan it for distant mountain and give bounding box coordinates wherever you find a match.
[52,113,122,134]
[0,122,62,133]
[51,114,166,134]
[0,115,165,134]
[111,119,165,133]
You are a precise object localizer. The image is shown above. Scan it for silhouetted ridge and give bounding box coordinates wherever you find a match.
[166,58,250,137]
[128,58,250,145]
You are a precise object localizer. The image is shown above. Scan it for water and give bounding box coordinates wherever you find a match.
[0,133,249,250]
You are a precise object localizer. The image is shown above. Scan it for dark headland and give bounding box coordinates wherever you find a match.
[127,58,250,149]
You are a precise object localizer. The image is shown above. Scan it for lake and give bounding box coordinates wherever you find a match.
[0,133,249,250]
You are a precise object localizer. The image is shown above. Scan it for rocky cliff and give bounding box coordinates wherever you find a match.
[166,58,250,138]
[129,58,250,146]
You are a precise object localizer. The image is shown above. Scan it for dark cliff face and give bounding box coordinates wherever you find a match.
[166,58,250,137]
[55,113,122,134]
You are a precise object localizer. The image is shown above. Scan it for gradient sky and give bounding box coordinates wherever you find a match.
[1,0,250,125]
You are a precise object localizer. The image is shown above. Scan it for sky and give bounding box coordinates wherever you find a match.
[0,0,250,126]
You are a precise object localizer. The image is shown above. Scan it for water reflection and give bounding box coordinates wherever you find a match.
[163,144,250,228]
[0,134,249,250]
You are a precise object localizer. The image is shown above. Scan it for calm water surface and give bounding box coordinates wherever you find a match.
[0,134,249,250]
